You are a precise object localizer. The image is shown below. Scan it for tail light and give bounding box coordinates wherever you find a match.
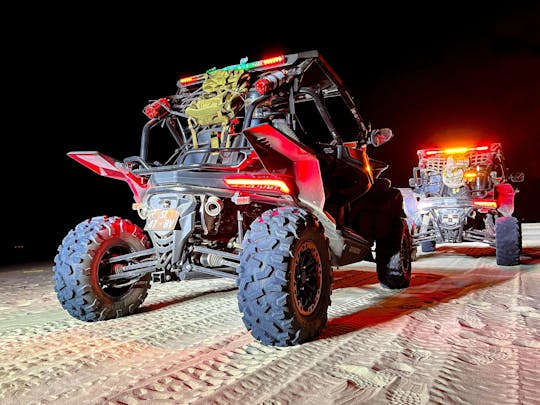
[473,200,497,209]
[224,177,291,194]
[143,98,170,119]
[255,70,288,94]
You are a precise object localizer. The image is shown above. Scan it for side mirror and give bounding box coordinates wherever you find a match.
[369,128,394,147]
[509,172,525,182]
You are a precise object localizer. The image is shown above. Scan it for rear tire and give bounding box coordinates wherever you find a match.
[237,207,332,347]
[495,216,521,266]
[53,216,151,321]
[376,218,412,289]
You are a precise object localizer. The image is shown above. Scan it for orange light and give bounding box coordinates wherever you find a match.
[425,145,491,156]
[473,200,497,208]
[464,171,477,180]
[425,150,441,156]
[260,55,285,66]
[443,147,470,154]
[225,178,290,194]
[179,76,195,84]
[179,73,207,85]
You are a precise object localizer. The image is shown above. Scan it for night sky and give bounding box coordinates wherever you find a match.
[4,5,539,263]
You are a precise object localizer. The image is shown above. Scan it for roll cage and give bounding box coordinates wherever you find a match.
[131,50,370,174]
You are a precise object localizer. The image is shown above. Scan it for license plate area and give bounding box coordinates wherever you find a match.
[144,209,180,231]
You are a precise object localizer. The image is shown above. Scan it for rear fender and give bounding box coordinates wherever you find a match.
[242,123,325,209]
[67,151,148,202]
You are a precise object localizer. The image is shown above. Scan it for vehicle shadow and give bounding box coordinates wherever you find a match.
[137,284,238,313]
[134,246,538,318]
[320,266,518,340]
[418,245,540,265]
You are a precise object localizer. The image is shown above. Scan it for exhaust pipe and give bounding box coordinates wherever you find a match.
[204,196,223,217]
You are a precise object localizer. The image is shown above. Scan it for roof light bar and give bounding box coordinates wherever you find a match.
[424,145,491,156]
[210,55,285,73]
[179,55,286,86]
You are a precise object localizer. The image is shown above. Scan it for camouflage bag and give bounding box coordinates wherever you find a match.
[185,69,248,148]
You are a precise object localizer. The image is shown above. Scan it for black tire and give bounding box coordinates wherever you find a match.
[376,218,412,289]
[421,240,436,253]
[495,216,521,266]
[237,207,332,347]
[53,216,151,321]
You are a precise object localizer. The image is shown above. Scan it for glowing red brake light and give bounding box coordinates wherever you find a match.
[255,70,288,94]
[224,177,291,194]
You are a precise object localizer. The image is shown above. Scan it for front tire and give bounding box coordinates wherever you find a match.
[53,216,151,321]
[376,218,412,289]
[495,216,521,266]
[237,207,332,347]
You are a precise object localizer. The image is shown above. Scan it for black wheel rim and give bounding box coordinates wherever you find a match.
[291,240,322,316]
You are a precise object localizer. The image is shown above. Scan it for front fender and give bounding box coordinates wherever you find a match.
[495,183,516,216]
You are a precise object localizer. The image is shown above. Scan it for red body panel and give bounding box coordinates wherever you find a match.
[67,151,148,202]
[242,124,325,208]
[494,183,516,216]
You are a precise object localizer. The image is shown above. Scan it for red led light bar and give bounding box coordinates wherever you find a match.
[225,177,291,194]
[424,145,490,156]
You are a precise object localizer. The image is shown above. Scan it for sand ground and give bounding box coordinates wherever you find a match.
[0,225,539,405]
